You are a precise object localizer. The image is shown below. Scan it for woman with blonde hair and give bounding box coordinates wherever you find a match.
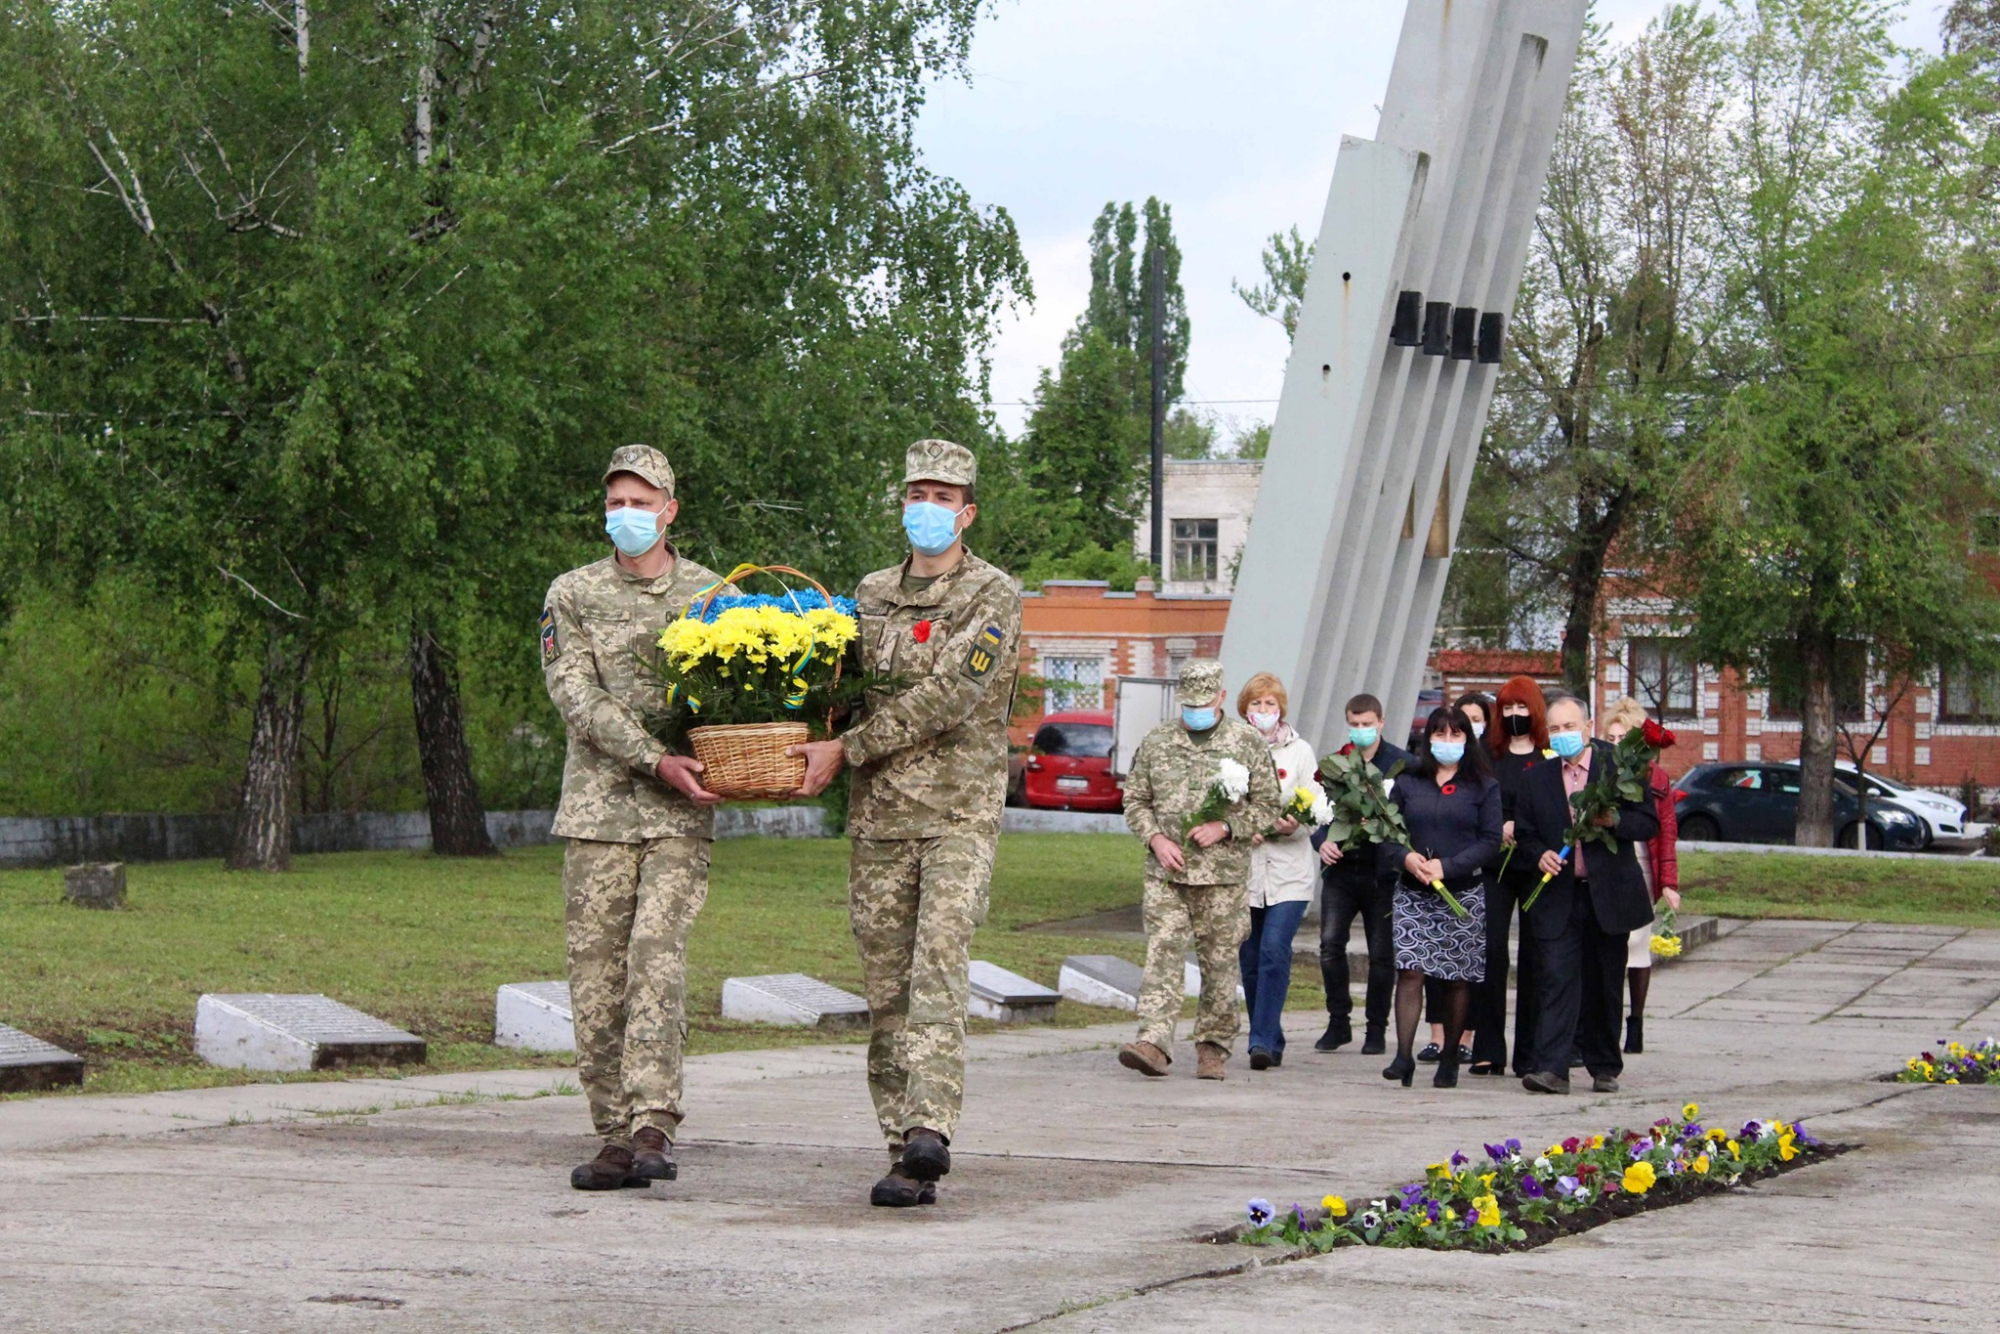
[1237,672,1321,1070]
[1600,696,1680,1054]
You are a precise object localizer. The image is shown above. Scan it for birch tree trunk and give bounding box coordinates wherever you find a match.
[227,634,311,872]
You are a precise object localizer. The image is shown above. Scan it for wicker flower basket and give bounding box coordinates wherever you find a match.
[686,721,812,800]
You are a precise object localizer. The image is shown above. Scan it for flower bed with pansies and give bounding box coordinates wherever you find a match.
[1236,1105,1845,1254]
[1894,1037,1998,1084]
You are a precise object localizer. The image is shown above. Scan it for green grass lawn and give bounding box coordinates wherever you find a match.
[1679,848,2000,928]
[0,834,1162,1097]
[8,832,1991,1101]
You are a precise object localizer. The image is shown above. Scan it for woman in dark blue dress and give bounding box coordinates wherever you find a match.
[1378,704,1503,1089]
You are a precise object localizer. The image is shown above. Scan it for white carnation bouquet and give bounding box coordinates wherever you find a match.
[1182,757,1252,846]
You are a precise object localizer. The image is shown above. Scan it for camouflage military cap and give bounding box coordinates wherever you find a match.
[1175,658,1225,706]
[603,444,675,498]
[903,438,977,488]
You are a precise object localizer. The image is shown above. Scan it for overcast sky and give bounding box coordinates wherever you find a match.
[915,0,1951,440]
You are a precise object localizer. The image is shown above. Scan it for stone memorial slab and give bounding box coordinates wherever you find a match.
[1183,955,1246,1000]
[967,961,1060,1024]
[1058,955,1143,1010]
[494,981,576,1052]
[195,994,426,1072]
[63,862,126,909]
[720,974,869,1030]
[0,1023,84,1093]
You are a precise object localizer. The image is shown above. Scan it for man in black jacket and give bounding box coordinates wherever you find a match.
[1312,694,1411,1055]
[1513,693,1658,1094]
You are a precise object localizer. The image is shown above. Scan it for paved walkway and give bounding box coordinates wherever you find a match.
[3,919,1997,1331]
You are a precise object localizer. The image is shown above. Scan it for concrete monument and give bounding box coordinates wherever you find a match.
[1222,0,1589,740]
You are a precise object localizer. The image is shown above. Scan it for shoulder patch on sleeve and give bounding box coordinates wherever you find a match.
[962,623,1005,681]
[540,605,560,666]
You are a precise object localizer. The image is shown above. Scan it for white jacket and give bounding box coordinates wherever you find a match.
[1248,729,1321,907]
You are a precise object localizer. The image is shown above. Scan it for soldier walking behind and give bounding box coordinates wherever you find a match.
[792,439,1022,1209]
[1117,660,1281,1082]
[542,445,724,1191]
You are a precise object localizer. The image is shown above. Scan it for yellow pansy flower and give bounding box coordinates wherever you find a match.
[1727,1140,1740,1160]
[1622,1162,1657,1194]
[1778,1133,1797,1162]
[1443,1207,1457,1223]
[1705,1128,1727,1142]
[1474,1194,1501,1227]
[1692,1153,1711,1175]
[1682,1102,1700,1121]
[1322,1195,1347,1218]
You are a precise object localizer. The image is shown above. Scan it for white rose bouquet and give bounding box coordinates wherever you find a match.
[1182,757,1252,846]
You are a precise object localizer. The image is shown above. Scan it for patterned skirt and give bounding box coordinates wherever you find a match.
[1392,878,1487,982]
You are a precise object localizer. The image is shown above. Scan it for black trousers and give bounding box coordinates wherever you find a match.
[1320,864,1394,1035]
[1529,882,1627,1080]
[1469,871,1542,1074]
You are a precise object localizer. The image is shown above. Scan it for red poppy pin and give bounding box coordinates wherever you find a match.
[912,620,933,644]
[1278,768,1289,780]
[1441,783,1457,795]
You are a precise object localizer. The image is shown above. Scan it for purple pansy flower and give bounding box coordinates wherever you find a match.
[1451,1151,1470,1169]
[1520,1174,1546,1199]
[1630,1138,1653,1160]
[1556,1175,1581,1198]
[1247,1199,1273,1227]
[1505,1138,1523,1154]
[1484,1142,1510,1163]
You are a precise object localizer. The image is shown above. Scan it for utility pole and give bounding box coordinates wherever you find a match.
[1148,244,1165,575]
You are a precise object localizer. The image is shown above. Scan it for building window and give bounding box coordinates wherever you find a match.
[1171,518,1219,582]
[1974,512,2000,554]
[1628,637,1697,718]
[1765,641,1866,721]
[1042,656,1105,712]
[1939,664,2000,722]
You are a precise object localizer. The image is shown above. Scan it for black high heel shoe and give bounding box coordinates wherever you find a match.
[1433,1057,1460,1089]
[1382,1053,1416,1087]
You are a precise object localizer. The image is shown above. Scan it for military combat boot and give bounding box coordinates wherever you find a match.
[1196,1042,1228,1080]
[630,1126,677,1183]
[900,1127,951,1182]
[570,1141,637,1191]
[1117,1040,1171,1076]
[869,1162,938,1208]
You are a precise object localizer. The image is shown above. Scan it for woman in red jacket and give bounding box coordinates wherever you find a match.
[1602,697,1680,1054]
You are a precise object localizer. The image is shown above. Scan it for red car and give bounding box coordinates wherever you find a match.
[1017,710,1122,812]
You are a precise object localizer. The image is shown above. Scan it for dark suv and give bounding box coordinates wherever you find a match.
[1672,763,1925,850]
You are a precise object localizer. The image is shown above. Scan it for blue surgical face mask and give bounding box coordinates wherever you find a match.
[1348,725,1379,749]
[903,501,965,557]
[1182,706,1219,732]
[1550,729,1587,759]
[605,506,660,557]
[1430,739,1465,765]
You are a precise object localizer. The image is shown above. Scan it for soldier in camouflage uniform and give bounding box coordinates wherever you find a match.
[791,438,1021,1209]
[1118,659,1282,1082]
[541,444,724,1191]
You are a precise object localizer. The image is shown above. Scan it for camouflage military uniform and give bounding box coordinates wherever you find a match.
[543,446,721,1147]
[842,442,1021,1157]
[1122,665,1282,1057]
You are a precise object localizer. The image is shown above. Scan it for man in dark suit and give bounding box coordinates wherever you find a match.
[1310,693,1411,1055]
[1513,693,1658,1094]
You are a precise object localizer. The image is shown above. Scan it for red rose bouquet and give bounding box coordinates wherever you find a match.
[1523,720,1676,912]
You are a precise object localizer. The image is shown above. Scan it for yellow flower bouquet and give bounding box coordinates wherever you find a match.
[641,564,875,798]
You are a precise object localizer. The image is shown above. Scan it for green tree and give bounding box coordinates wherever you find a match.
[1233,225,1314,342]
[1019,329,1150,553]
[1164,406,1220,459]
[1079,198,1189,403]
[1664,0,2000,846]
[0,1,1024,865]
[1446,3,1728,684]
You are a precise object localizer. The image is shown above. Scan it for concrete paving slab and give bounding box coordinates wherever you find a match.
[3,923,1997,1331]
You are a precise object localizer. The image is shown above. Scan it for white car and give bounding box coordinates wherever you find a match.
[1782,761,1985,847]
